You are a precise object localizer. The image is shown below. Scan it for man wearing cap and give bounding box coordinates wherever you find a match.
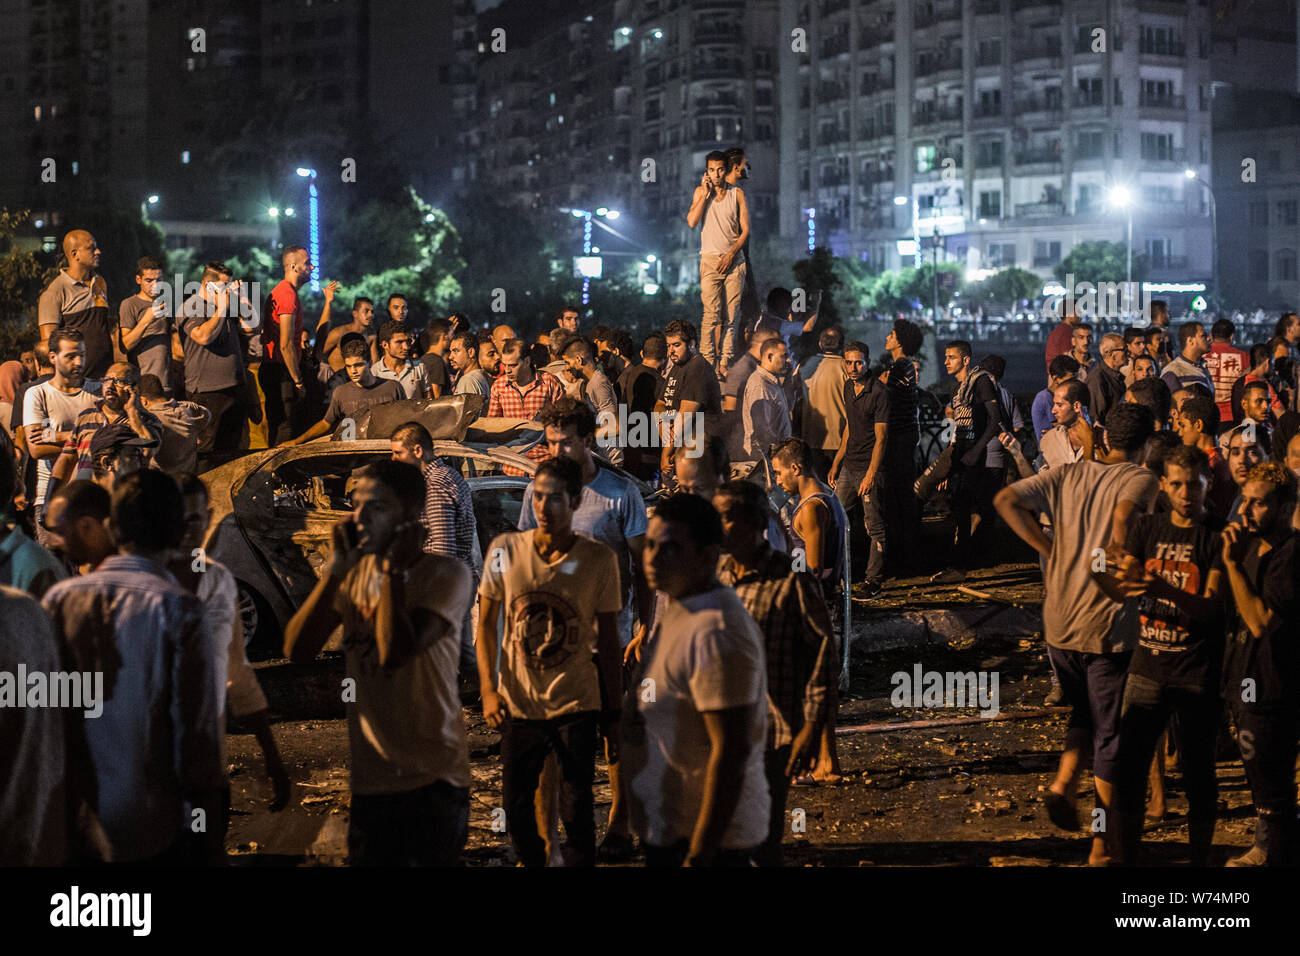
[87,423,157,491]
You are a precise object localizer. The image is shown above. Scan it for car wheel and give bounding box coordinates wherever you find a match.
[237,581,281,658]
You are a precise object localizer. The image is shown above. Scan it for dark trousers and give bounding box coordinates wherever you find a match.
[950,462,1000,570]
[348,779,470,866]
[756,744,793,867]
[501,711,599,867]
[644,840,758,867]
[259,361,300,447]
[1231,700,1300,818]
[833,464,887,584]
[1114,676,1219,864]
[188,385,246,467]
[881,447,919,575]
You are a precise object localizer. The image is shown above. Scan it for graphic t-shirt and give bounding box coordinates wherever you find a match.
[518,468,648,645]
[1124,513,1225,691]
[38,271,115,380]
[477,529,622,719]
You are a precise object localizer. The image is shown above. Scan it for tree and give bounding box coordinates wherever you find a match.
[0,210,57,327]
[962,267,1042,307]
[1054,240,1148,285]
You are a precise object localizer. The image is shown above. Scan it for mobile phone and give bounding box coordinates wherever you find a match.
[340,520,360,552]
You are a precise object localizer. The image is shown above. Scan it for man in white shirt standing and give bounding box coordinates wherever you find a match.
[686,150,750,376]
[624,493,769,866]
[370,320,429,399]
[23,329,99,546]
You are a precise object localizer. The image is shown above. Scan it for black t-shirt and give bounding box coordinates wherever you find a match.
[420,352,450,393]
[1125,513,1225,691]
[841,377,890,471]
[1223,530,1300,706]
[618,363,658,417]
[886,355,919,445]
[324,378,405,427]
[660,352,720,414]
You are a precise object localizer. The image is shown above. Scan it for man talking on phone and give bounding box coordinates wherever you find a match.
[685,151,750,377]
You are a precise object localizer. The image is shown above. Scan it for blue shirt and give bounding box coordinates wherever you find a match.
[42,555,223,862]
[0,525,67,598]
[519,466,648,644]
[1031,387,1054,440]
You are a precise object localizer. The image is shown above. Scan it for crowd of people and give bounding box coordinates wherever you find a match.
[3,147,1300,867]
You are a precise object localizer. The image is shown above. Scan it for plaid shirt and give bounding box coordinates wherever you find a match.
[487,370,565,475]
[716,545,837,749]
[420,458,476,563]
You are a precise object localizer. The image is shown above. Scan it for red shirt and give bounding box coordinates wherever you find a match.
[1204,341,1249,422]
[1205,445,1236,521]
[1045,322,1074,371]
[261,279,302,366]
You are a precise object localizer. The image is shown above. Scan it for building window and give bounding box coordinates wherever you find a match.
[978,191,1001,218]
[754,49,773,71]
[975,139,1002,167]
[1277,250,1298,282]
[915,144,937,173]
[1249,250,1269,281]
[1145,238,1172,266]
[1076,130,1104,159]
[1140,133,1175,160]
[987,242,1015,266]
[1278,201,1298,226]
[1034,240,1062,267]
[1249,201,1269,226]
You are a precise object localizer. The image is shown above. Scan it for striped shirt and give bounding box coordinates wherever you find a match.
[420,458,476,564]
[716,546,836,749]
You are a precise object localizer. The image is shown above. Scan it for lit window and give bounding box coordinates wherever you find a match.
[181,150,190,164]
[33,105,41,121]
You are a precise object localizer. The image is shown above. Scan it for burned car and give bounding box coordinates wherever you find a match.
[199,410,651,655]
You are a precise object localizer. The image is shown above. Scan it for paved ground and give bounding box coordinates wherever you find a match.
[224,561,1260,867]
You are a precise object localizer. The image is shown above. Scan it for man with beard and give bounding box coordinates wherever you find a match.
[284,460,474,865]
[23,330,100,546]
[1220,462,1300,865]
[828,342,889,595]
[261,246,336,446]
[448,330,492,399]
[656,320,721,482]
[50,362,161,486]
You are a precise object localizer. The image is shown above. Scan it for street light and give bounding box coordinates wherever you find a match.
[1185,168,1218,303]
[296,167,320,292]
[563,207,619,305]
[1108,184,1134,315]
[140,194,159,220]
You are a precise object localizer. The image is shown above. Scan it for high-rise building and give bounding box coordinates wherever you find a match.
[781,0,1216,290]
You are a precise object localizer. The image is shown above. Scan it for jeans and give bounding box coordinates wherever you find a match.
[348,779,470,866]
[1114,675,1220,863]
[699,254,747,369]
[833,464,887,584]
[501,711,599,867]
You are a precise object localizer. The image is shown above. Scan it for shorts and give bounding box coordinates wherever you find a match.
[1046,644,1131,783]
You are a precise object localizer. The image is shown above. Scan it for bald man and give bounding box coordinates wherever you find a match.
[491,324,516,352]
[1088,332,1128,427]
[38,230,122,380]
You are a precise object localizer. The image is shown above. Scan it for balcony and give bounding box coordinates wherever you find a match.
[1140,38,1186,58]
[912,102,962,126]
[859,27,892,48]
[1015,201,1065,217]
[916,50,963,77]
[1033,255,1062,268]
[693,22,735,42]
[1015,145,1063,166]
[695,95,740,112]
[820,0,850,16]
[1015,41,1062,64]
[820,172,847,187]
[977,205,1002,220]
[1072,88,1104,108]
[977,48,1002,67]
[817,128,849,146]
[974,100,1004,118]
[1139,91,1185,110]
[692,58,741,78]
[1140,146,1187,165]
[1014,92,1063,116]
[818,81,848,102]
[821,34,850,57]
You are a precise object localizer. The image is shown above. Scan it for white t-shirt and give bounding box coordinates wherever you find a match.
[477,529,621,720]
[22,379,100,505]
[624,586,770,850]
[335,553,473,795]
